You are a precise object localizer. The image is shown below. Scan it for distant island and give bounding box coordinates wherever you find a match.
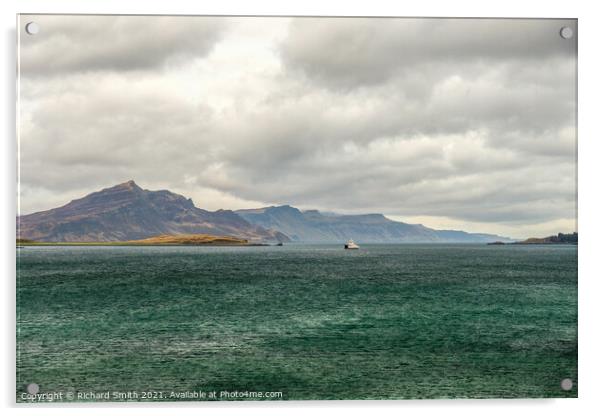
[17,234,259,247]
[17,180,515,244]
[488,232,578,245]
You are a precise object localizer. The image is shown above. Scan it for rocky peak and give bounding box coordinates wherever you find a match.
[112,180,142,191]
[17,181,290,243]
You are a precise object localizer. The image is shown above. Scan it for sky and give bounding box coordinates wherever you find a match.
[18,15,577,239]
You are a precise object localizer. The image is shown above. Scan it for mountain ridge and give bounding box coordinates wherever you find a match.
[18,181,514,243]
[17,181,289,243]
[236,205,514,243]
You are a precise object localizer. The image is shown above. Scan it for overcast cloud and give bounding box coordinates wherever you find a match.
[18,15,577,239]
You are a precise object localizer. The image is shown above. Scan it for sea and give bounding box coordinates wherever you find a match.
[16,244,578,401]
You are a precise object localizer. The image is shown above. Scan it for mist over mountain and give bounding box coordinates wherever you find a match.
[236,205,514,243]
[17,181,288,243]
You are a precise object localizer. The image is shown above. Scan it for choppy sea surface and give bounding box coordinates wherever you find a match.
[17,244,577,401]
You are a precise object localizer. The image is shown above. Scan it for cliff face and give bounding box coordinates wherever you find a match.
[236,205,513,243]
[17,181,289,243]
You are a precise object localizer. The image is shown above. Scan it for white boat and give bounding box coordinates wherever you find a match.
[344,239,359,249]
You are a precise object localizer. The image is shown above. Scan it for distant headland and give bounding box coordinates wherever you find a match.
[488,232,578,245]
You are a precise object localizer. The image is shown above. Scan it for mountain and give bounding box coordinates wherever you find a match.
[236,205,514,243]
[18,181,513,244]
[17,181,289,243]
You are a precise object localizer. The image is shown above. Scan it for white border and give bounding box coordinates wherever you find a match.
[3,1,601,415]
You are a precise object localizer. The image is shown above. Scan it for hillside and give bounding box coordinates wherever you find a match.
[17,181,289,243]
[236,205,513,243]
[127,234,250,245]
[516,232,578,245]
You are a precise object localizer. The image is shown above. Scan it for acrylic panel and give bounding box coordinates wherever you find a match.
[16,15,577,402]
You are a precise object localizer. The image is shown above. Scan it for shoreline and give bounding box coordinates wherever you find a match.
[16,242,271,247]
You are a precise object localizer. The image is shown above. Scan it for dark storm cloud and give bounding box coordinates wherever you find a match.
[19,15,226,75]
[18,16,577,238]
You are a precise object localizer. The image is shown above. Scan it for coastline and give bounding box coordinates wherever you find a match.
[16,242,269,247]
